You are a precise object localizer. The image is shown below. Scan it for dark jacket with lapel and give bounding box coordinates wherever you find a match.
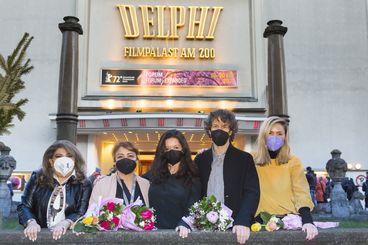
[195,144,260,227]
[17,170,92,228]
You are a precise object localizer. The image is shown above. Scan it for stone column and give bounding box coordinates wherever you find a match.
[56,16,83,144]
[325,149,350,217]
[330,181,350,218]
[263,20,288,118]
[0,142,16,218]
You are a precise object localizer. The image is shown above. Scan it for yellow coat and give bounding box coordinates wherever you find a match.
[255,155,314,216]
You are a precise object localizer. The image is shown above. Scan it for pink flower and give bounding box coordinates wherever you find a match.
[106,202,116,212]
[265,221,278,232]
[141,209,153,220]
[112,216,120,226]
[144,221,154,231]
[206,211,219,224]
[100,220,110,230]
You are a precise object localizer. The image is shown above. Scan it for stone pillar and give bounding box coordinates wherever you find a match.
[263,20,288,118]
[325,149,350,217]
[56,16,83,144]
[0,142,16,218]
[330,181,350,218]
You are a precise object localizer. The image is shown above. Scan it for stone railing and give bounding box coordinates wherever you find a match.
[0,229,367,244]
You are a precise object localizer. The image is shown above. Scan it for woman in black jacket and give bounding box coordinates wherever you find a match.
[17,140,92,241]
[149,129,201,238]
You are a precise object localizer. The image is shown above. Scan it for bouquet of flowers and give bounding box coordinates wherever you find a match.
[251,212,339,232]
[120,198,156,231]
[251,212,284,232]
[182,195,233,231]
[73,197,124,233]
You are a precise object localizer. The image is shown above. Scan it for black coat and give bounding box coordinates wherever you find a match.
[17,170,92,228]
[195,144,260,227]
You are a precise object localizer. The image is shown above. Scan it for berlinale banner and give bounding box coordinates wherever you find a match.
[101,69,237,87]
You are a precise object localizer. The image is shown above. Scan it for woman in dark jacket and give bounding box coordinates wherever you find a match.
[17,140,92,241]
[149,129,201,238]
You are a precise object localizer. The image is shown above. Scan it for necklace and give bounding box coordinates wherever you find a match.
[117,175,137,205]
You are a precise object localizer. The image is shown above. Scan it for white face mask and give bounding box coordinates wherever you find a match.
[53,157,75,177]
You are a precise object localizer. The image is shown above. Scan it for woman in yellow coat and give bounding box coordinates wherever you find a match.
[253,116,318,240]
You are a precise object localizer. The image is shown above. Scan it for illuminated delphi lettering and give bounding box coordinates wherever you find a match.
[116,5,223,40]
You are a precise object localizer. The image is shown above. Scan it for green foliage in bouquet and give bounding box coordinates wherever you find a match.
[189,195,233,231]
[251,212,284,232]
[73,201,124,233]
[73,217,99,233]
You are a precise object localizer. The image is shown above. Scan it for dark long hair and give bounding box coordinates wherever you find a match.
[38,140,87,187]
[150,129,198,186]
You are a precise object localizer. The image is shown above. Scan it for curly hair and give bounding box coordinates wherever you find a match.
[204,109,238,141]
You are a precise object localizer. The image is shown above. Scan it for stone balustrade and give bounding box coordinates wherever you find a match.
[0,228,367,244]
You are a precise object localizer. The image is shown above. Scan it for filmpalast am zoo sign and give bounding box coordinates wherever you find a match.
[117,5,223,60]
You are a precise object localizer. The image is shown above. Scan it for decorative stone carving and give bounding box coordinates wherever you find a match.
[326,149,347,181]
[349,191,365,214]
[0,142,16,217]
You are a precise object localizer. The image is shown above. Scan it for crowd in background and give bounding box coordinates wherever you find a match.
[306,167,368,210]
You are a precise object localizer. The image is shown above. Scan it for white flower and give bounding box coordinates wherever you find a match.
[107,213,113,220]
[139,221,145,227]
[270,216,280,223]
[218,222,227,231]
[219,209,229,219]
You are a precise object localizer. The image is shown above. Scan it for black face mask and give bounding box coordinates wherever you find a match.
[116,158,137,174]
[164,150,183,165]
[211,129,230,146]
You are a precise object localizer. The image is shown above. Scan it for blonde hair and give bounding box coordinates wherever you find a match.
[253,116,291,165]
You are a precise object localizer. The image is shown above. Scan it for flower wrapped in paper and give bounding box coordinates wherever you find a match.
[251,212,283,232]
[73,197,124,233]
[251,212,339,232]
[120,198,156,231]
[182,195,234,231]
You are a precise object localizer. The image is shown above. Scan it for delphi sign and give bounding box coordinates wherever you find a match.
[116,5,223,59]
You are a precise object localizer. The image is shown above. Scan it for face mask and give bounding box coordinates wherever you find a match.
[164,150,183,165]
[211,129,230,146]
[116,158,137,174]
[53,157,75,177]
[266,135,285,151]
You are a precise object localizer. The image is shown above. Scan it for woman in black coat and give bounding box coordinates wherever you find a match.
[17,140,92,241]
[148,129,201,238]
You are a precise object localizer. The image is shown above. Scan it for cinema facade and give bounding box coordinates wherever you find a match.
[51,0,271,175]
[2,0,367,179]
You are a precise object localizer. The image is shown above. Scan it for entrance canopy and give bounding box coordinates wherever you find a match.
[49,112,265,174]
[49,112,265,134]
